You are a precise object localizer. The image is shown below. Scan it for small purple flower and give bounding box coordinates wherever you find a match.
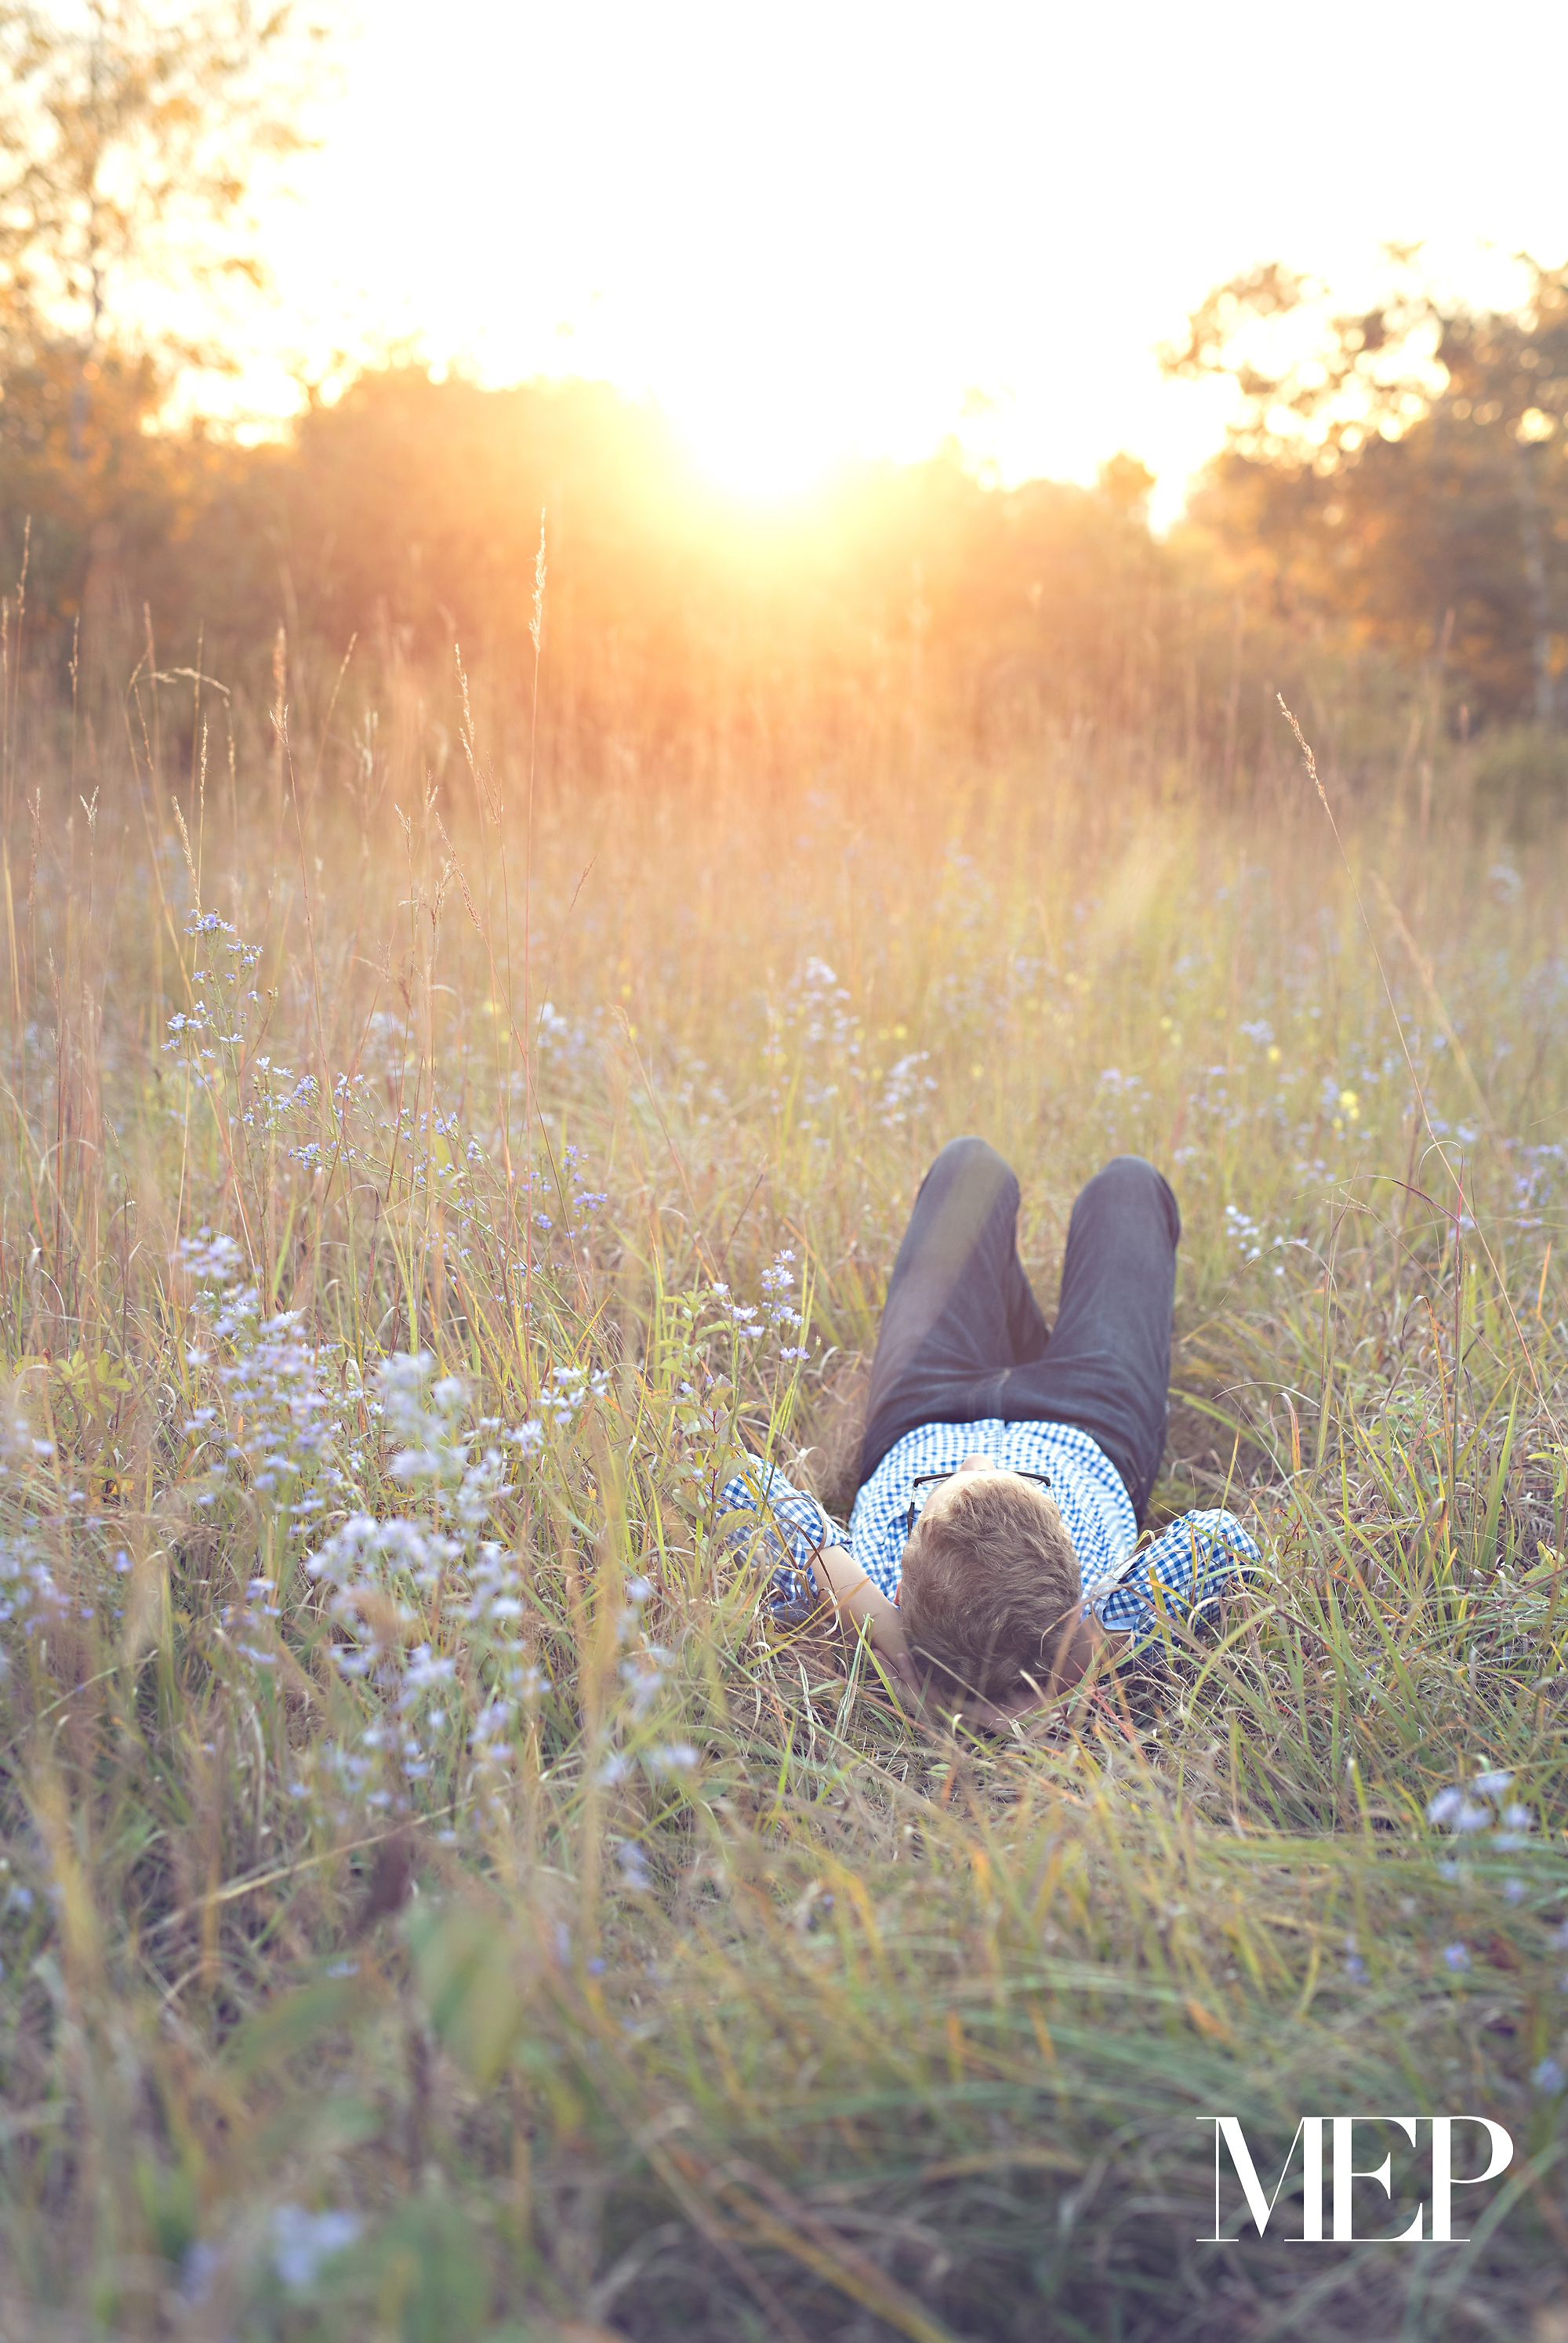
[1443,1942,1471,1974]
[1533,2057,1566,2094]
[616,1843,652,1890]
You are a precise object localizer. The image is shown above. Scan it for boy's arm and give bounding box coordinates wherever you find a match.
[811,1542,910,1666]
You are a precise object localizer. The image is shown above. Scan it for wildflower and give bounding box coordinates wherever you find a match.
[1442,1942,1471,1974]
[176,1229,243,1286]
[176,2241,221,2308]
[616,1842,652,1890]
[1428,1775,1527,1840]
[1533,2058,1566,2095]
[879,1050,938,1129]
[399,1644,457,1705]
[379,1352,468,1481]
[270,2206,362,2290]
[648,1742,698,1774]
[619,1648,670,1718]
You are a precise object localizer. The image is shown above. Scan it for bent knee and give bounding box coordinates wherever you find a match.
[1082,1154,1181,1244]
[920,1135,1018,1197]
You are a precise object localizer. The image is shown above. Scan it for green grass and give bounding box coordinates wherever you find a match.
[2,668,1567,2342]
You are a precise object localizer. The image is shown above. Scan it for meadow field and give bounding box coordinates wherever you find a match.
[2,634,1566,2343]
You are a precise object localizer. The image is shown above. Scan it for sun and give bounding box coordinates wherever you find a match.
[668,385,851,507]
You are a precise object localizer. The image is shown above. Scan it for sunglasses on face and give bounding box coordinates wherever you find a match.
[903,1467,1053,1535]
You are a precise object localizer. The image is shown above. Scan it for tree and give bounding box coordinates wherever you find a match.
[0,2,326,658]
[1,2,324,383]
[1163,255,1568,728]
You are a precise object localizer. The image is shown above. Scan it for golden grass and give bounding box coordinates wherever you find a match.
[0,648,1566,2341]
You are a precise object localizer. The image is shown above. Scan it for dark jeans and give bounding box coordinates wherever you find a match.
[858,1139,1180,1524]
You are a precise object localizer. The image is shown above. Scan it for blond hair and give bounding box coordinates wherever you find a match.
[898,1473,1081,1705]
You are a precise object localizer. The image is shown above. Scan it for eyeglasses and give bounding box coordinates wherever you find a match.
[903,1467,1053,1535]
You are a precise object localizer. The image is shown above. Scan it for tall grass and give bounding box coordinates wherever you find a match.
[1,639,1566,2342]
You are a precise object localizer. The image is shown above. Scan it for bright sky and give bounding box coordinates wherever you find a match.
[245,0,1568,521]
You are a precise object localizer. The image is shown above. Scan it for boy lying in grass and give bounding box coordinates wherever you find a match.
[720,1139,1258,1729]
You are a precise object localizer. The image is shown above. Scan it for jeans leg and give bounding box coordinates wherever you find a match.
[858,1136,1047,1484]
[996,1155,1179,1522]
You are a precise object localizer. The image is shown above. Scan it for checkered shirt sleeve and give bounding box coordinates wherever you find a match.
[1088,1508,1261,1648]
[715,1457,847,1626]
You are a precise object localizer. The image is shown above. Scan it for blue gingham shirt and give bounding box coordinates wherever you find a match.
[717,1416,1258,1651]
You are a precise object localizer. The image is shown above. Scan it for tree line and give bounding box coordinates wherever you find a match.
[1163,252,1568,736]
[2,8,1563,810]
